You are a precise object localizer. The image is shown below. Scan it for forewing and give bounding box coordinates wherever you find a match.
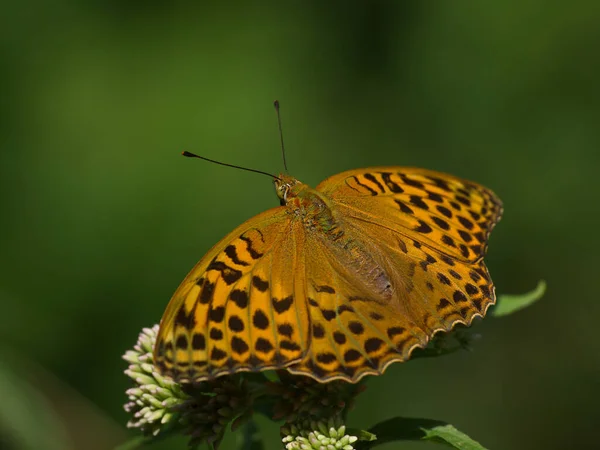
[154,207,310,383]
[316,167,502,262]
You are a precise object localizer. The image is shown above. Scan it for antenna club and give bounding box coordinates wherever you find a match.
[273,100,280,111]
[182,151,194,157]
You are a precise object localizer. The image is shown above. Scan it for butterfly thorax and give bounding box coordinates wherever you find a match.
[275,174,393,299]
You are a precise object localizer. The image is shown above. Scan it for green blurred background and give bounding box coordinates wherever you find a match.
[1,1,599,449]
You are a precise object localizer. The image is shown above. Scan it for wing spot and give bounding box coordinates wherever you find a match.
[312,323,325,338]
[395,200,414,215]
[228,315,245,332]
[364,173,385,193]
[469,211,481,221]
[428,192,444,202]
[175,307,190,326]
[175,335,188,349]
[280,340,301,352]
[255,337,274,353]
[321,309,336,321]
[431,216,450,230]
[231,336,249,354]
[388,327,406,338]
[437,298,451,310]
[459,244,470,258]
[344,349,362,363]
[210,328,223,340]
[230,289,249,309]
[441,255,455,266]
[364,337,385,353]
[409,195,429,210]
[199,281,216,304]
[437,272,451,285]
[315,285,336,294]
[428,176,452,192]
[333,332,346,344]
[252,275,269,292]
[272,296,293,314]
[239,235,264,259]
[192,333,206,350]
[458,230,473,242]
[453,290,468,303]
[207,260,242,285]
[414,220,433,234]
[337,304,354,315]
[209,306,225,323]
[436,205,453,218]
[278,323,294,338]
[441,235,456,248]
[316,352,337,364]
[397,238,408,254]
[448,269,462,280]
[470,270,482,282]
[465,283,479,295]
[224,244,249,267]
[252,309,269,330]
[480,284,491,297]
[456,196,472,207]
[400,174,425,189]
[458,216,474,230]
[210,347,227,361]
[349,321,365,335]
[380,172,404,193]
[370,311,384,321]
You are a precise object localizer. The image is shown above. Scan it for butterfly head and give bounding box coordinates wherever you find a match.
[274,174,302,206]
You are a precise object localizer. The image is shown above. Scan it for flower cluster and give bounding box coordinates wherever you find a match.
[281,418,358,450]
[123,326,253,448]
[123,325,190,436]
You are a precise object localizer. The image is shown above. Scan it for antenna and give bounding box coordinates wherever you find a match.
[181,151,281,180]
[273,100,288,173]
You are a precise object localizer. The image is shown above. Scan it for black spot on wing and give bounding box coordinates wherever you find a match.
[207,260,242,285]
[239,235,264,260]
[353,176,378,195]
[252,310,269,329]
[252,275,269,292]
[224,245,249,267]
[414,220,433,233]
[272,296,293,314]
[395,200,414,215]
[230,289,249,308]
[363,173,385,193]
[314,284,336,294]
[380,172,404,193]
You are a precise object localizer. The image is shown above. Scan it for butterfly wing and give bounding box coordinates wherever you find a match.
[285,167,502,382]
[154,207,311,383]
[317,167,502,262]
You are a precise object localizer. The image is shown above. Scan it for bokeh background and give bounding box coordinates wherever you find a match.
[1,2,599,449]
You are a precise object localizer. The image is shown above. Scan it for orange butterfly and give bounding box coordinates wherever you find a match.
[154,163,501,384]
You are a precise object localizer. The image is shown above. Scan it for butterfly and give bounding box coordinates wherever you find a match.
[154,165,502,383]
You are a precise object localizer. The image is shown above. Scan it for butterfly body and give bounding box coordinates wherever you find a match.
[154,167,502,383]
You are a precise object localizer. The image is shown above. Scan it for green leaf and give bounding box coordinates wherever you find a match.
[422,424,487,449]
[492,280,546,317]
[355,417,487,450]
